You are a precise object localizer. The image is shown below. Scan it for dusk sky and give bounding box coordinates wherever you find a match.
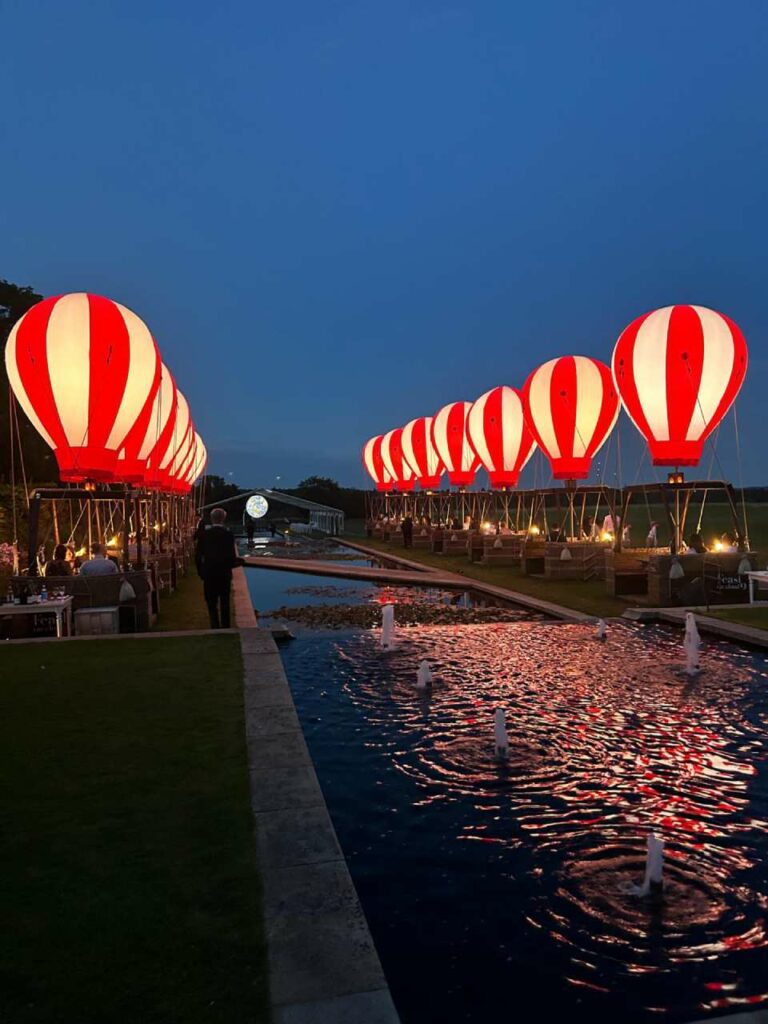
[3,1,767,487]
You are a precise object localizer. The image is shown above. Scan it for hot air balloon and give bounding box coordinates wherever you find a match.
[522,356,619,480]
[157,390,191,491]
[144,370,179,490]
[169,412,196,493]
[116,362,177,484]
[611,305,748,466]
[431,402,480,487]
[185,433,207,487]
[5,292,161,481]
[362,436,393,491]
[467,386,536,488]
[401,416,444,489]
[381,427,416,491]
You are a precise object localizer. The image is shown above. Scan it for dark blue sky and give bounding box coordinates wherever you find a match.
[3,1,767,486]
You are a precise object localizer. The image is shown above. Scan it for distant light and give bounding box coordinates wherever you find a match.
[246,495,269,519]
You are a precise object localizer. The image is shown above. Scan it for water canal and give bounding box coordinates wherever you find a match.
[244,534,768,1024]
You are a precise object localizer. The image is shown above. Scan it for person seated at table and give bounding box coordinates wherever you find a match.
[79,542,119,576]
[686,531,707,554]
[45,543,73,577]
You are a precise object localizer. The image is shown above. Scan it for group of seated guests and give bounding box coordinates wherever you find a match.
[44,543,119,578]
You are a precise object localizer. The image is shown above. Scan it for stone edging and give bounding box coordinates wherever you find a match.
[688,1011,768,1024]
[232,568,401,1023]
[338,538,589,621]
[624,605,768,649]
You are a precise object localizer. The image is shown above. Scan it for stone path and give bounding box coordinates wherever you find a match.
[690,1012,768,1024]
[625,605,768,649]
[242,543,588,622]
[232,569,400,1023]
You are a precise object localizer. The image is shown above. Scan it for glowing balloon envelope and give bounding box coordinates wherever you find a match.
[401,416,444,489]
[5,292,160,481]
[467,385,536,488]
[612,305,748,466]
[362,435,393,491]
[381,427,416,491]
[431,402,480,487]
[522,356,619,480]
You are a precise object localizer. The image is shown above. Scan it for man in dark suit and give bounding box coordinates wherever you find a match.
[197,508,243,629]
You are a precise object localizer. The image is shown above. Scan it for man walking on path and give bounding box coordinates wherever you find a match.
[196,508,244,629]
[401,515,414,549]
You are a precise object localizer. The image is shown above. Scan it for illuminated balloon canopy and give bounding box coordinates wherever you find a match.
[246,494,269,519]
[612,305,748,466]
[523,356,619,480]
[467,385,536,488]
[362,435,393,492]
[401,416,443,489]
[431,402,480,487]
[5,292,160,481]
[381,427,416,491]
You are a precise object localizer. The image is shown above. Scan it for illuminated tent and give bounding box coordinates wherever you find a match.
[381,427,416,491]
[431,402,480,487]
[401,416,443,489]
[4,292,160,482]
[522,356,618,480]
[362,435,393,491]
[612,305,748,466]
[467,385,536,487]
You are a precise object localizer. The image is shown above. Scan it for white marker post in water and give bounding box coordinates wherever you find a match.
[381,603,395,649]
[416,659,433,689]
[494,708,509,759]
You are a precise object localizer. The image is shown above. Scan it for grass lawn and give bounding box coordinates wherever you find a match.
[154,568,211,631]
[349,536,628,617]
[701,606,768,630]
[0,635,269,1024]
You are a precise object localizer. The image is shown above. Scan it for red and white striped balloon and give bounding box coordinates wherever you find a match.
[5,292,160,481]
[157,390,191,490]
[467,386,536,487]
[431,402,480,487]
[185,433,207,487]
[117,362,176,484]
[612,305,748,466]
[380,427,416,491]
[401,416,444,489]
[522,356,619,480]
[362,435,393,491]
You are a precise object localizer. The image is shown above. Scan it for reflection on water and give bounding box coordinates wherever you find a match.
[279,621,768,1024]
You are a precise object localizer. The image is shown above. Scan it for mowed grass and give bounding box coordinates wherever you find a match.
[153,568,211,631]
[349,536,628,617]
[350,504,768,618]
[704,606,768,630]
[0,635,269,1024]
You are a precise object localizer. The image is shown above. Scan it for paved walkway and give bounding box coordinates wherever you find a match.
[232,569,400,1024]
[625,605,768,649]
[243,543,587,621]
[690,1012,768,1024]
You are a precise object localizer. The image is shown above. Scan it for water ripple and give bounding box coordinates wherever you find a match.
[283,620,768,1022]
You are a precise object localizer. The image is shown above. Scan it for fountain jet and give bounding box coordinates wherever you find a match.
[638,832,664,899]
[381,603,395,649]
[683,611,700,675]
[416,659,433,689]
[494,708,510,759]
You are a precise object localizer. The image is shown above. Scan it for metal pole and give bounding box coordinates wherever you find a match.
[123,490,131,571]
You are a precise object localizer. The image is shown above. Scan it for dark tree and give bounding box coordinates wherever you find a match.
[0,278,58,485]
